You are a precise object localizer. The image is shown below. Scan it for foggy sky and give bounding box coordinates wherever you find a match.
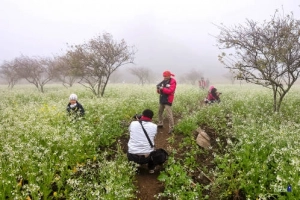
[1,0,299,83]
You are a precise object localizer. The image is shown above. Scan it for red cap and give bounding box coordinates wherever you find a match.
[163,70,175,77]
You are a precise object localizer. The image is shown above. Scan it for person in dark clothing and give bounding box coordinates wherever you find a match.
[156,70,177,134]
[66,93,85,117]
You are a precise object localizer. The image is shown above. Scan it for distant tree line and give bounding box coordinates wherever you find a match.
[0,32,136,97]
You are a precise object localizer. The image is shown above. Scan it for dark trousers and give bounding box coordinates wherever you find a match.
[127,153,155,170]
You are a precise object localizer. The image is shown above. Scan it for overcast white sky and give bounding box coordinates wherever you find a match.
[1,0,299,82]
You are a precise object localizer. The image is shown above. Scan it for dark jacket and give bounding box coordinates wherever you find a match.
[66,101,85,117]
[156,78,177,106]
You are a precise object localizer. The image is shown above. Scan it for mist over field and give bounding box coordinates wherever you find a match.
[0,0,299,85]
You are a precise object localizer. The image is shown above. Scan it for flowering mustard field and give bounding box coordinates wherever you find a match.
[1,83,300,199]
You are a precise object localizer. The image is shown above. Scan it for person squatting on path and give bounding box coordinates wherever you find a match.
[127,109,158,174]
[205,85,221,104]
[156,70,177,134]
[66,93,85,117]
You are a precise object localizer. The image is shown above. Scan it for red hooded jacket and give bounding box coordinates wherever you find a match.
[157,78,177,105]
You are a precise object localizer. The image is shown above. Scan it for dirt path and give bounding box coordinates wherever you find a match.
[134,118,171,200]
[119,107,225,199]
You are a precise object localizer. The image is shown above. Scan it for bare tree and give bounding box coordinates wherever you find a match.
[0,59,20,89]
[223,71,236,84]
[216,10,300,112]
[52,55,80,88]
[180,68,203,85]
[15,55,56,93]
[67,32,136,97]
[128,66,152,85]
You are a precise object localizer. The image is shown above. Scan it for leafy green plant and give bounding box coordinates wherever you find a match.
[158,157,203,200]
[2,84,300,199]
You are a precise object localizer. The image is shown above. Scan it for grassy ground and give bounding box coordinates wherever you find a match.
[1,83,300,199]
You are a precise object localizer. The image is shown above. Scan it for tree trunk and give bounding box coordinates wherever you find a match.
[273,94,277,112]
[40,84,44,93]
[101,75,110,97]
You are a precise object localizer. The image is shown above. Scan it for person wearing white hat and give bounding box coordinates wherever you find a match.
[66,93,85,117]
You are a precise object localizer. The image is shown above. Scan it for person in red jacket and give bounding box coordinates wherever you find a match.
[205,86,221,104]
[156,70,177,134]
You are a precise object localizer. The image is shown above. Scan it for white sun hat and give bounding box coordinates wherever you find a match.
[69,93,78,101]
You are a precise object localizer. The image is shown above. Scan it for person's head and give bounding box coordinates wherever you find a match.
[69,94,78,105]
[142,109,154,119]
[163,70,175,80]
[209,85,215,91]
[211,88,217,94]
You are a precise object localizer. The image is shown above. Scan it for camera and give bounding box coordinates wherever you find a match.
[132,114,142,120]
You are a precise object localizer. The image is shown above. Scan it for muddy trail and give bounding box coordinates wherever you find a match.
[119,117,218,200]
[133,118,171,200]
[118,115,234,200]
[120,118,172,200]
